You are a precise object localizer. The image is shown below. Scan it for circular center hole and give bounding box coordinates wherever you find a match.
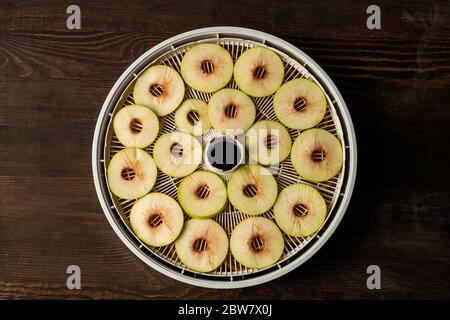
[130,118,143,133]
[187,110,200,125]
[243,184,258,198]
[293,203,308,217]
[207,137,242,172]
[311,148,326,162]
[264,134,277,149]
[293,97,307,112]
[121,167,135,181]
[250,235,264,252]
[149,83,164,97]
[195,185,210,199]
[193,238,208,252]
[201,59,214,74]
[224,104,237,118]
[170,143,184,158]
[253,66,268,79]
[148,213,163,228]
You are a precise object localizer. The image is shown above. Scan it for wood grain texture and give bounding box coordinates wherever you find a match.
[0,0,449,299]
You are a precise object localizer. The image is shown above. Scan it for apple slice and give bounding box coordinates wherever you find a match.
[208,88,256,134]
[227,164,277,216]
[153,132,202,177]
[291,128,343,182]
[234,47,284,97]
[113,104,159,148]
[230,217,284,269]
[178,171,227,219]
[130,192,184,247]
[133,65,185,116]
[180,43,233,93]
[174,99,211,136]
[107,148,157,200]
[274,184,327,237]
[245,120,292,165]
[175,219,229,272]
[273,78,327,130]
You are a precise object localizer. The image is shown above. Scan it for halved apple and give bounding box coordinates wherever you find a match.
[227,164,277,216]
[174,99,211,136]
[107,148,157,200]
[153,131,202,178]
[113,104,159,148]
[230,217,284,269]
[273,78,327,129]
[291,128,343,182]
[273,183,327,237]
[130,192,184,247]
[133,65,185,116]
[208,88,256,134]
[245,120,292,165]
[175,219,229,272]
[180,43,233,93]
[178,171,227,219]
[234,47,284,97]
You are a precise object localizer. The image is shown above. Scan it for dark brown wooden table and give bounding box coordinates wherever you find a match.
[1,0,449,299]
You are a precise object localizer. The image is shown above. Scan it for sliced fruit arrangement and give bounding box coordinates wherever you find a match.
[208,88,256,134]
[273,184,327,237]
[273,78,327,130]
[153,131,202,177]
[178,171,227,218]
[107,148,157,200]
[133,65,185,116]
[113,104,159,148]
[180,43,233,93]
[174,99,211,136]
[104,41,346,275]
[227,164,278,216]
[291,128,343,182]
[245,120,292,165]
[130,192,184,247]
[234,47,284,97]
[230,217,284,269]
[175,219,229,272]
